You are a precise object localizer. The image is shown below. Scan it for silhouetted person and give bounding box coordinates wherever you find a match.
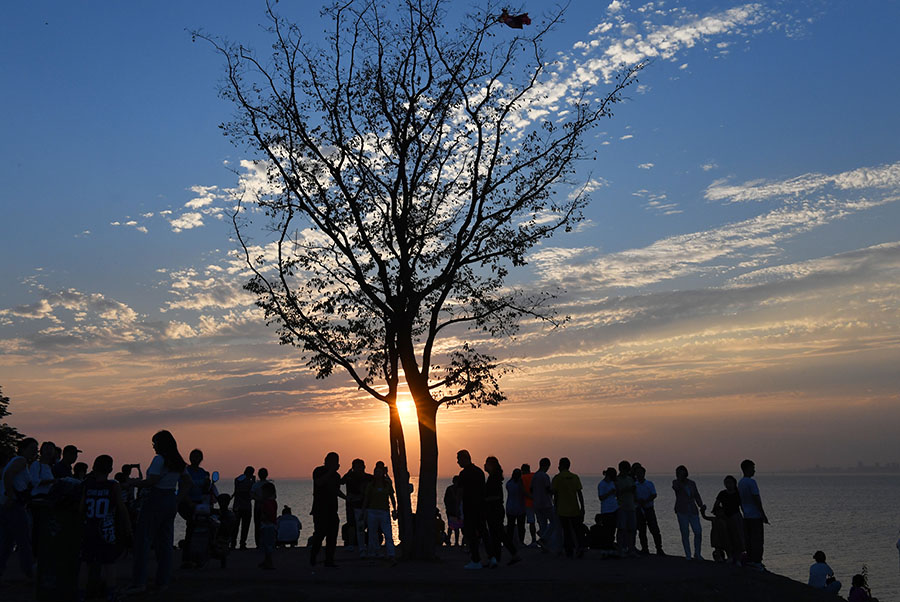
[0,437,38,582]
[258,482,277,570]
[29,440,56,559]
[505,467,527,547]
[81,454,132,599]
[127,430,190,594]
[597,467,619,551]
[615,460,637,556]
[484,456,521,566]
[520,463,537,545]
[181,448,214,567]
[309,452,345,567]
[233,466,255,550]
[52,444,81,479]
[457,449,490,569]
[672,464,705,560]
[809,550,841,594]
[252,467,273,548]
[738,459,768,569]
[712,475,743,564]
[276,505,301,547]
[362,464,397,563]
[551,457,585,558]
[340,458,372,554]
[634,463,664,556]
[848,573,878,602]
[531,457,556,551]
[73,461,88,480]
[443,476,462,546]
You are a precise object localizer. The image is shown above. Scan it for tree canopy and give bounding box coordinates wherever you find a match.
[200,0,642,556]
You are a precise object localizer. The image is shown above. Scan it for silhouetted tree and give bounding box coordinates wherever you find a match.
[0,386,25,464]
[200,0,642,558]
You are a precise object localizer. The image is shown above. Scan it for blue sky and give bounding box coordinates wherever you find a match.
[1,1,899,476]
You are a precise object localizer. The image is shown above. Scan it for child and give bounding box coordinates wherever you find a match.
[276,505,301,547]
[848,573,878,602]
[435,509,446,546]
[711,475,744,564]
[699,505,727,562]
[81,454,132,601]
[212,493,236,568]
[258,482,277,569]
[588,513,604,549]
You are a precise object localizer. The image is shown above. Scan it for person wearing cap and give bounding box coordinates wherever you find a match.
[808,550,841,594]
[52,444,82,479]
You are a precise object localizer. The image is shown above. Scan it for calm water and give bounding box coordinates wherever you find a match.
[181,473,900,598]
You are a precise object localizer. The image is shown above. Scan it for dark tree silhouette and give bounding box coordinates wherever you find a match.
[0,386,25,464]
[198,0,642,558]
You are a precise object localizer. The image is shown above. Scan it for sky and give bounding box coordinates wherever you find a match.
[1,1,899,479]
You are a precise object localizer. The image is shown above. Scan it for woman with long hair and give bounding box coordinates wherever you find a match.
[127,430,190,593]
[484,456,521,566]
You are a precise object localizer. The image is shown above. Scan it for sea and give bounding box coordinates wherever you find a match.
[179,473,900,599]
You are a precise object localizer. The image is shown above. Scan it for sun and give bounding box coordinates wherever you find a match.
[396,392,418,425]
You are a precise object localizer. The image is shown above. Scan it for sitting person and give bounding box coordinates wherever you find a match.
[276,505,302,547]
[848,573,878,602]
[808,550,841,595]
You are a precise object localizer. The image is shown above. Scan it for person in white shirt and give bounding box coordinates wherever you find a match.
[0,437,38,580]
[633,463,664,555]
[28,440,57,559]
[738,459,768,569]
[808,550,841,594]
[276,505,302,547]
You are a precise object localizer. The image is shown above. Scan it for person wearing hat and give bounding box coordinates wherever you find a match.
[808,550,841,594]
[52,444,82,479]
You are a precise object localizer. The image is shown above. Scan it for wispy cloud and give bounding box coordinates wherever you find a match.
[706,161,900,203]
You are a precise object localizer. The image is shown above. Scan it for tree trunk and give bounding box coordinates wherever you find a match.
[411,398,439,559]
[387,398,414,554]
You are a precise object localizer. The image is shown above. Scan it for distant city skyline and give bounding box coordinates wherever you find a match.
[1,1,899,478]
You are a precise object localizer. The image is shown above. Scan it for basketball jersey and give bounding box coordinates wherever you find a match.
[83,476,117,544]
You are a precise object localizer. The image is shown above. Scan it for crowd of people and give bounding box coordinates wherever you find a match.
[0,434,884,601]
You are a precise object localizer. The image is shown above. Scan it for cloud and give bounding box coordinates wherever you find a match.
[638,162,654,169]
[620,134,634,140]
[701,162,718,171]
[705,161,900,203]
[169,212,205,232]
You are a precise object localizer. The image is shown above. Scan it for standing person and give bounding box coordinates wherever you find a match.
[181,449,214,567]
[484,456,521,566]
[232,466,255,550]
[456,450,490,569]
[673,465,705,560]
[551,457,585,559]
[52,444,81,479]
[81,454,132,599]
[252,468,273,549]
[596,467,619,552]
[633,464,664,556]
[712,475,743,564]
[520,464,537,546]
[340,459,372,554]
[127,430,190,594]
[29,440,57,559]
[257,482,277,570]
[738,459,768,570]
[615,461,637,556]
[443,476,462,546]
[505,468,527,547]
[362,465,397,564]
[0,437,38,582]
[309,452,345,568]
[531,457,556,550]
